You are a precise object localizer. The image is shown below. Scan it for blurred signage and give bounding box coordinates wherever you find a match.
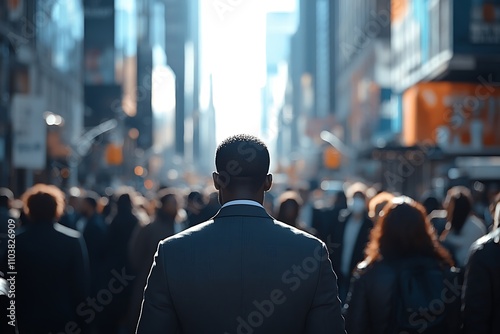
[402,82,500,149]
[454,0,500,53]
[391,0,453,92]
[11,95,47,169]
[393,0,500,92]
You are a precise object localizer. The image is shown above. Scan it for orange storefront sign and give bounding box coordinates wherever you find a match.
[403,82,500,148]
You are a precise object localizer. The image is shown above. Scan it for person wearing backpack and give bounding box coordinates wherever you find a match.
[343,196,461,334]
[462,193,500,334]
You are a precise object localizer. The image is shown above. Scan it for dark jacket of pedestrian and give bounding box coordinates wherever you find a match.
[344,197,460,334]
[0,184,89,334]
[462,228,500,334]
[330,209,373,301]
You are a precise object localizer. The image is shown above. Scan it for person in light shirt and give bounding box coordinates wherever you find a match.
[440,186,486,268]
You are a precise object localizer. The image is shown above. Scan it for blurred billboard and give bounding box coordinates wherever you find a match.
[402,82,500,149]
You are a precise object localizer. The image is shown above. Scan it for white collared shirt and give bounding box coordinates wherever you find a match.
[221,200,264,209]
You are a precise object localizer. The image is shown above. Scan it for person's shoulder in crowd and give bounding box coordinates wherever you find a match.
[467,214,487,233]
[353,255,451,279]
[469,227,500,254]
[53,222,82,239]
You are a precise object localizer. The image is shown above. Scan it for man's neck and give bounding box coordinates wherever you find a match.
[221,193,264,206]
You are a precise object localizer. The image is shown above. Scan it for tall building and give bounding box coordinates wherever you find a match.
[278,0,337,186]
[1,0,85,192]
[334,0,392,178]
[264,4,299,172]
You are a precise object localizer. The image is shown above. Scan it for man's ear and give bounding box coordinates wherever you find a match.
[264,174,273,192]
[212,172,221,190]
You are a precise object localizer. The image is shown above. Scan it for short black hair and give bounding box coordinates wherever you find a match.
[215,134,270,188]
[157,188,178,207]
[83,191,100,210]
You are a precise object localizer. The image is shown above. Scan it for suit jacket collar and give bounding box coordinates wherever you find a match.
[213,204,273,220]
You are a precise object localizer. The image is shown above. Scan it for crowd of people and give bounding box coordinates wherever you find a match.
[0,138,499,333]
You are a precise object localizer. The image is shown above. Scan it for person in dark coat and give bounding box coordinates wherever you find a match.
[77,192,108,295]
[101,190,141,333]
[137,134,346,334]
[275,190,316,235]
[330,186,373,302]
[128,189,181,332]
[59,187,83,230]
[343,197,460,334]
[185,191,206,227]
[462,194,500,334]
[314,190,347,245]
[0,184,89,334]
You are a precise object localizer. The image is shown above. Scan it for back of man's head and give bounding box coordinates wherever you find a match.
[215,134,270,189]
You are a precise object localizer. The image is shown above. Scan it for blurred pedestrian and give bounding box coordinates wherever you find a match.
[76,191,108,295]
[0,184,89,334]
[314,190,347,246]
[331,183,373,302]
[200,190,221,219]
[137,134,345,333]
[421,192,448,236]
[128,189,182,332]
[440,186,486,267]
[60,187,83,230]
[101,189,140,333]
[298,186,314,229]
[276,190,303,227]
[462,193,500,334]
[368,191,394,224]
[263,191,276,216]
[344,196,460,334]
[185,191,206,227]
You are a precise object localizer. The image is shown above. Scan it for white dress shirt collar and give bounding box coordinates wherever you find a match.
[221,199,264,209]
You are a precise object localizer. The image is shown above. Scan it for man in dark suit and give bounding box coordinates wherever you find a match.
[329,187,373,302]
[137,134,345,334]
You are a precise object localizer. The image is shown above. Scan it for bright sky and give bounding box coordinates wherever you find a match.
[200,1,293,144]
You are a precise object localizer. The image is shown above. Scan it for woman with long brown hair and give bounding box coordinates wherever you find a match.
[343,196,461,334]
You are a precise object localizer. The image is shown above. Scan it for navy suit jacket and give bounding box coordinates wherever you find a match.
[137,204,346,334]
